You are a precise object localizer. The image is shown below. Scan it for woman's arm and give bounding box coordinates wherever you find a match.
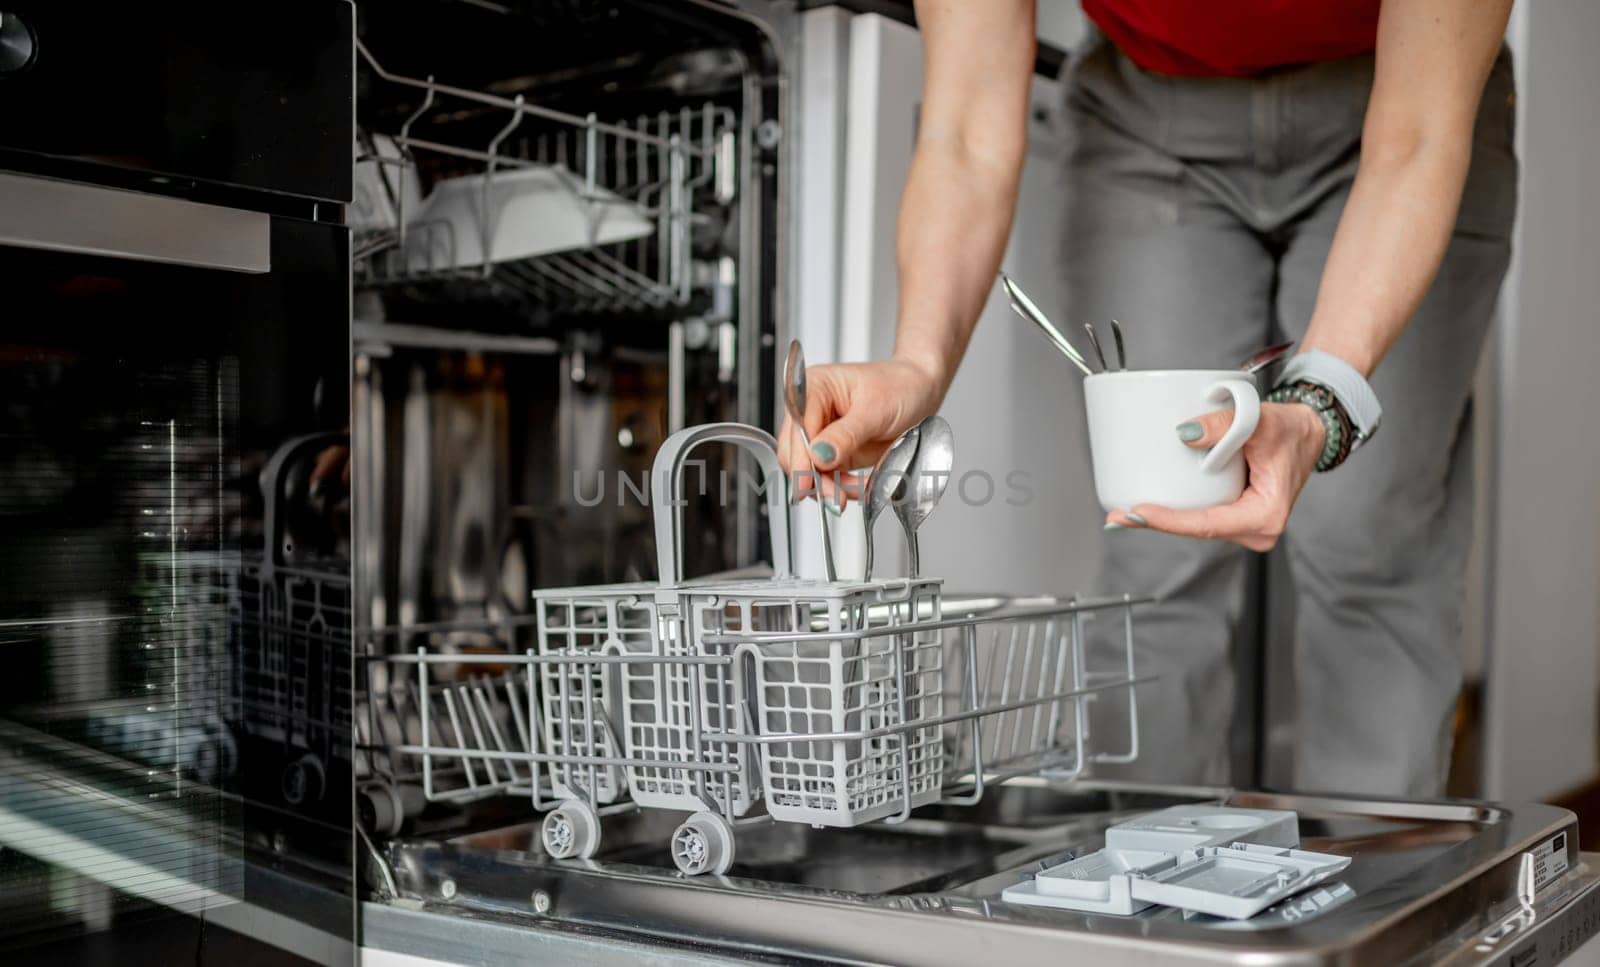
[1117,0,1515,549]
[890,0,1036,392]
[1301,0,1513,374]
[778,0,1035,483]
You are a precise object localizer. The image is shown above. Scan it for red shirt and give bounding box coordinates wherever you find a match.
[1081,0,1382,77]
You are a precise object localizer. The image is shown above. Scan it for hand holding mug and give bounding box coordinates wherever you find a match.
[1086,370,1261,512]
[1104,400,1326,552]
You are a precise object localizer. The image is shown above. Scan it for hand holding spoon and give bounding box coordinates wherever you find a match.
[783,340,838,581]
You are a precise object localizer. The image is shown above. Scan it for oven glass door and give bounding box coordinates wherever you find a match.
[0,216,352,960]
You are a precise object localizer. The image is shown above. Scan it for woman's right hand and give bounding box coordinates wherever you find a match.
[776,355,945,506]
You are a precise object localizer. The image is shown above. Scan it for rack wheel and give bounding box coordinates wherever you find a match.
[358,781,405,837]
[541,801,601,860]
[671,812,735,876]
[282,753,325,806]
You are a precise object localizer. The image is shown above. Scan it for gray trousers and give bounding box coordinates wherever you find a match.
[1063,30,1518,797]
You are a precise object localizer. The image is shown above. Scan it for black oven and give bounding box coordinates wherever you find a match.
[0,3,355,962]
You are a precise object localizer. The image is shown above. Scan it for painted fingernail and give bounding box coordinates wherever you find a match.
[811,441,836,463]
[1104,521,1125,531]
[1176,421,1203,443]
[1125,512,1148,526]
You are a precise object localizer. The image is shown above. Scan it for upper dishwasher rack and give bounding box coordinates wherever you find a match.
[354,40,739,315]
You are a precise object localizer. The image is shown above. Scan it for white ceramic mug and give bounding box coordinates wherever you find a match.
[1083,370,1261,512]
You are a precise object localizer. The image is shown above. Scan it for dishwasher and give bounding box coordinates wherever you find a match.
[341,3,1598,966]
[0,2,1592,965]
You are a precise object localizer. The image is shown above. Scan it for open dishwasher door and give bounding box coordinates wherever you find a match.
[360,781,1597,966]
[356,578,1595,965]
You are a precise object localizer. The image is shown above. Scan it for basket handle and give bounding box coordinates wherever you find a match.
[650,422,793,590]
[259,431,350,581]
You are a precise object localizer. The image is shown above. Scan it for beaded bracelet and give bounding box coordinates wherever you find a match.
[1266,381,1355,472]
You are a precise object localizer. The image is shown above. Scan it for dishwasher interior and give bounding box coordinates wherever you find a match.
[349,0,787,854]
[351,0,782,600]
[339,5,1600,966]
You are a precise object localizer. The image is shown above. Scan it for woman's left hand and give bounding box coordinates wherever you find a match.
[1105,402,1326,552]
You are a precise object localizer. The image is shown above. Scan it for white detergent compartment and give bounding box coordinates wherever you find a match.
[1017,848,1178,915]
[1003,806,1351,920]
[1129,843,1352,920]
[1105,805,1299,853]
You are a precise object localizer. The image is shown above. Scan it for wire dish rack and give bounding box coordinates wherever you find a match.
[359,423,1149,875]
[354,40,736,315]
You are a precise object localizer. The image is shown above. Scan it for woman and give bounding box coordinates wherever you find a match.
[779,0,1516,797]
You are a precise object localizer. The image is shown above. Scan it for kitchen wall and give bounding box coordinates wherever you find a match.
[1481,0,1600,802]
[1035,2,1086,53]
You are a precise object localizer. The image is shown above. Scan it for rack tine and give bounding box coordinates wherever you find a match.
[473,682,521,784]
[520,256,609,304]
[440,687,477,790]
[1043,619,1071,745]
[523,650,553,807]
[682,107,715,192]
[478,94,527,279]
[584,112,599,198]
[716,122,737,205]
[612,121,625,195]
[667,136,689,301]
[547,251,616,295]
[459,683,502,786]
[394,76,438,253]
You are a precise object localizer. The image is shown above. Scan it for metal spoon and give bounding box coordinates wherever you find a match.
[784,340,838,581]
[863,426,920,581]
[1083,322,1110,372]
[1000,275,1094,377]
[895,415,954,579]
[1239,340,1296,375]
[1110,319,1128,370]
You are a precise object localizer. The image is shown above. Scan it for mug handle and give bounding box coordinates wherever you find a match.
[1198,379,1261,473]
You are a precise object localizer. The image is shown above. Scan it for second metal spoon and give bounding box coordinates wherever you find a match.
[896,415,954,579]
[863,425,920,581]
[1239,340,1296,375]
[1000,274,1094,377]
[1084,322,1110,372]
[1110,319,1128,370]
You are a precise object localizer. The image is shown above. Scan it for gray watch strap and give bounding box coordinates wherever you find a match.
[1278,349,1383,449]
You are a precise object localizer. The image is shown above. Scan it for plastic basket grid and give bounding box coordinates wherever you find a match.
[698,579,945,827]
[532,588,656,804]
[612,608,759,815]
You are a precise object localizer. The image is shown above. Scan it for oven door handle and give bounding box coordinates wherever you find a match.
[0,171,271,273]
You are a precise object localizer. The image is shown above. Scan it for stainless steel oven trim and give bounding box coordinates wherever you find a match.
[0,171,271,273]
